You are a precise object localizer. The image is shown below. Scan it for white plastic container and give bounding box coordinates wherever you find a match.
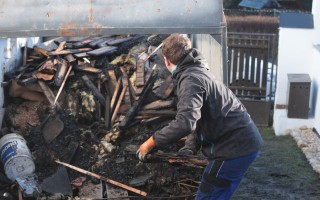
[0,133,35,181]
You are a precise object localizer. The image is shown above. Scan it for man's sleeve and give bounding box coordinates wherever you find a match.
[153,75,204,147]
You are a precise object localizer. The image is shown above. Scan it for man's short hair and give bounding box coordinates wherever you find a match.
[162,33,192,65]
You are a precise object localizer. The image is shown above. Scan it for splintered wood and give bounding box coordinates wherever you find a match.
[4,34,176,131]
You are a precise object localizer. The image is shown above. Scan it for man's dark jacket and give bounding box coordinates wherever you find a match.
[153,48,263,160]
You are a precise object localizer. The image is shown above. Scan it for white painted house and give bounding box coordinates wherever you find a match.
[273,0,320,135]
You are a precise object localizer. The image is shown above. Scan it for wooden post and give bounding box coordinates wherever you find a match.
[55,160,147,197]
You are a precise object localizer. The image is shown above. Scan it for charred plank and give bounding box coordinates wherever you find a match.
[87,46,117,56]
[81,75,106,107]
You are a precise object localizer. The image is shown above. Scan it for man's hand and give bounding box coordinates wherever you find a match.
[136,136,156,161]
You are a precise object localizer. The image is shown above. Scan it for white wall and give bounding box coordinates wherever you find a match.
[311,44,320,133]
[313,0,320,30]
[310,0,320,132]
[273,2,320,135]
[193,34,224,82]
[0,37,41,128]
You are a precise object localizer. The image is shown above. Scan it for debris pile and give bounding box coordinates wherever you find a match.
[0,34,204,199]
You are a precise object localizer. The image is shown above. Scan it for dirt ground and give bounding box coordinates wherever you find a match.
[2,98,320,200]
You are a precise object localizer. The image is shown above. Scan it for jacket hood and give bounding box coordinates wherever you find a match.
[173,48,210,79]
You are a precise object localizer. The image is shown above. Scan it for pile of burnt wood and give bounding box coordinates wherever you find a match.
[3,34,176,132]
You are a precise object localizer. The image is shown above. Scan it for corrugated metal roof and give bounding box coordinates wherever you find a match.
[0,0,225,37]
[239,0,271,9]
[280,12,314,29]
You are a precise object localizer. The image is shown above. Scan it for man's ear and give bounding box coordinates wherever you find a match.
[163,56,170,67]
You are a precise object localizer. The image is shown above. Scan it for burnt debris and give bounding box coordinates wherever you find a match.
[0,34,204,199]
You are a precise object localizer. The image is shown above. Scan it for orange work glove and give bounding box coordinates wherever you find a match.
[136,136,156,161]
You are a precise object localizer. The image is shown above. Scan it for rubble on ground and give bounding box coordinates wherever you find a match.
[0,34,204,199]
[289,126,320,175]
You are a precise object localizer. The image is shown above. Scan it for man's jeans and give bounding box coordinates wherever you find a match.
[195,150,259,200]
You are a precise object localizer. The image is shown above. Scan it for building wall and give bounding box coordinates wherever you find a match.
[311,43,320,133]
[192,34,224,82]
[0,37,41,128]
[273,6,320,135]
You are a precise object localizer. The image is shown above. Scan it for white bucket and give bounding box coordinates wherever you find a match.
[0,133,35,181]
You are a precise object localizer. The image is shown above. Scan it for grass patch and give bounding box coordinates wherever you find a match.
[233,127,320,200]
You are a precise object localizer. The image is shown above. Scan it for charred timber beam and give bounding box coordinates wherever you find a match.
[48,48,92,56]
[119,65,157,129]
[110,78,122,114]
[142,99,175,110]
[111,85,127,127]
[135,59,145,87]
[81,75,106,107]
[137,110,176,117]
[54,59,68,86]
[54,65,73,104]
[55,160,147,196]
[153,75,175,99]
[120,67,132,108]
[74,65,102,74]
[86,46,117,56]
[38,80,61,109]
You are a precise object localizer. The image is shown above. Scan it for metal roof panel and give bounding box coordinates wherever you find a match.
[0,0,225,37]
